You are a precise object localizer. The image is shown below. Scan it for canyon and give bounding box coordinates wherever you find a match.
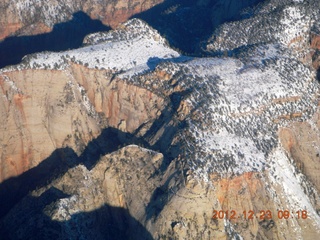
[0,0,320,239]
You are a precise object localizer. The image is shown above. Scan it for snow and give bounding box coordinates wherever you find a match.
[202,128,265,169]
[77,84,96,117]
[171,44,318,178]
[15,0,74,27]
[1,1,320,236]
[0,74,21,93]
[66,35,178,76]
[277,5,312,50]
[268,146,320,234]
[206,0,316,63]
[9,19,180,78]
[212,62,282,108]
[2,16,318,181]
[224,218,244,240]
[184,52,299,112]
[47,195,80,221]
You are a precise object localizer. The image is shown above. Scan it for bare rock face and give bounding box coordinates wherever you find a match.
[0,66,164,182]
[0,0,164,40]
[311,33,320,50]
[0,18,177,182]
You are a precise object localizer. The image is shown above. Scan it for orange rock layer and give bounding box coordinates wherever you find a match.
[0,65,164,182]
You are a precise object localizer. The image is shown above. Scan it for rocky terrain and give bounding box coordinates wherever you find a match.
[0,0,165,68]
[1,0,320,239]
[0,0,164,40]
[0,0,265,68]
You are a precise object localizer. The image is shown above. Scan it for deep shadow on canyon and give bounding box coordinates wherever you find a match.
[0,127,164,240]
[0,0,264,69]
[0,88,186,238]
[0,187,153,240]
[132,0,264,54]
[0,11,110,69]
[0,124,176,219]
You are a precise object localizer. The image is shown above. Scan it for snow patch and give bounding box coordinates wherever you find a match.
[10,19,180,78]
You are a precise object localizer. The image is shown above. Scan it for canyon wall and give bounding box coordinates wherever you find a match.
[0,0,164,40]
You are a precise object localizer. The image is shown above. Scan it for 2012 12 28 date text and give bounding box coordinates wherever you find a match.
[212,210,308,220]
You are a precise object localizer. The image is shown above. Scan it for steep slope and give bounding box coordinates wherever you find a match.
[205,0,320,64]
[0,19,181,183]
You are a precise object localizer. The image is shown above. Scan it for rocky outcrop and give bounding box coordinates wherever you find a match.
[311,33,320,50]
[1,147,320,239]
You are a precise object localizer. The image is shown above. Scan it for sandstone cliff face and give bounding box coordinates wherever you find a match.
[0,18,177,182]
[0,65,164,182]
[0,0,164,40]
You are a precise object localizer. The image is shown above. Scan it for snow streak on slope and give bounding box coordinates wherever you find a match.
[268,146,320,237]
